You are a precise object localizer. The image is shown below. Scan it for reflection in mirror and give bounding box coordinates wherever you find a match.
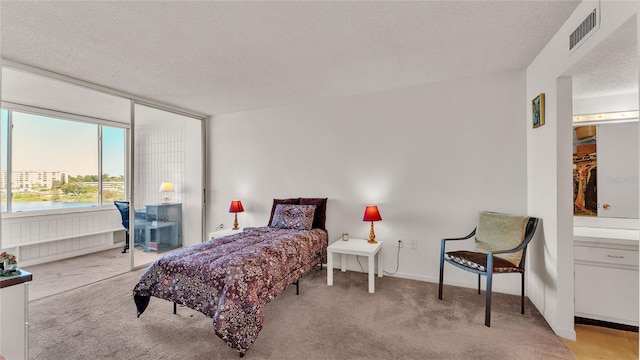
[573,124,597,216]
[573,118,639,219]
[132,104,203,269]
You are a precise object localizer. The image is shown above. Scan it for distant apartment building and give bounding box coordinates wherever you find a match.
[84,181,124,190]
[1,170,67,190]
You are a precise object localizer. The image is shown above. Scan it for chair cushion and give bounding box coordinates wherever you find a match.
[474,211,529,266]
[445,250,523,273]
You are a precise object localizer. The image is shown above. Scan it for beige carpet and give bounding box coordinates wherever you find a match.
[23,247,161,301]
[28,266,575,360]
[23,248,129,301]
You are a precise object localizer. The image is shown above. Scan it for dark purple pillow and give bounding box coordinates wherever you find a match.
[270,204,317,230]
[268,198,300,226]
[299,197,327,230]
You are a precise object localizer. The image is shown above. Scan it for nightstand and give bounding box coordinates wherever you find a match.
[208,228,243,240]
[327,238,383,293]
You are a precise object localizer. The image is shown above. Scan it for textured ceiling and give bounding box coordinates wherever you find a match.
[0,1,590,116]
[565,15,638,100]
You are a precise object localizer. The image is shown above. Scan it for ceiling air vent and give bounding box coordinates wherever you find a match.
[570,9,597,51]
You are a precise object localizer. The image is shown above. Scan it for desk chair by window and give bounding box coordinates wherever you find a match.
[114,201,144,253]
[438,211,539,327]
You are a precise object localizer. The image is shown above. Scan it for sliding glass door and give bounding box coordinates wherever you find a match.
[131,103,204,269]
[0,64,205,273]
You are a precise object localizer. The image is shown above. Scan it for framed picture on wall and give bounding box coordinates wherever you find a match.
[532,93,545,128]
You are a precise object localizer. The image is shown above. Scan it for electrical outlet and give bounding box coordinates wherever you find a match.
[409,239,417,249]
[398,239,404,248]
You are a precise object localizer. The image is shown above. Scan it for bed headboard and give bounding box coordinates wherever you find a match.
[268,197,327,230]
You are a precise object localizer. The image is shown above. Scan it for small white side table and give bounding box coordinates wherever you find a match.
[327,238,383,293]
[208,228,243,240]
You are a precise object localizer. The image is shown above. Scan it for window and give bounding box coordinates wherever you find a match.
[102,126,126,203]
[1,107,126,213]
[1,109,7,213]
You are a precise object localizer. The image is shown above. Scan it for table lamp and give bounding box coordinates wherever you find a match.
[229,200,244,230]
[159,182,174,203]
[363,205,382,244]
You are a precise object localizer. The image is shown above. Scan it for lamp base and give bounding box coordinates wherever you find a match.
[368,221,377,244]
[232,213,240,230]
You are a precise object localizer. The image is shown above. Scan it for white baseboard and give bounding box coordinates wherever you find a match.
[552,324,577,341]
[324,264,524,297]
[390,271,523,296]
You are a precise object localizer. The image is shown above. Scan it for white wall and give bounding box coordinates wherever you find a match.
[1,58,3,262]
[1,66,131,124]
[208,70,529,294]
[526,0,639,340]
[573,92,638,115]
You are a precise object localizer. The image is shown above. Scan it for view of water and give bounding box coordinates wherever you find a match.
[2,201,99,213]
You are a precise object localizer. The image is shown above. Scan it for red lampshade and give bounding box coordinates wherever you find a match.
[229,200,244,213]
[363,205,382,222]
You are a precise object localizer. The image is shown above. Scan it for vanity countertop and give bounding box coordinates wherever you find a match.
[0,269,32,289]
[574,226,639,241]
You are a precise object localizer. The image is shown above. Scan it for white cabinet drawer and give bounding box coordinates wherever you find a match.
[575,246,638,267]
[575,264,639,326]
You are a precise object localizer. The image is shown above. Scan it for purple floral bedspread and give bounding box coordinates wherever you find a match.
[133,226,328,355]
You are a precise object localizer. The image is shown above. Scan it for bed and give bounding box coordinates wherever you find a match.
[133,197,328,356]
